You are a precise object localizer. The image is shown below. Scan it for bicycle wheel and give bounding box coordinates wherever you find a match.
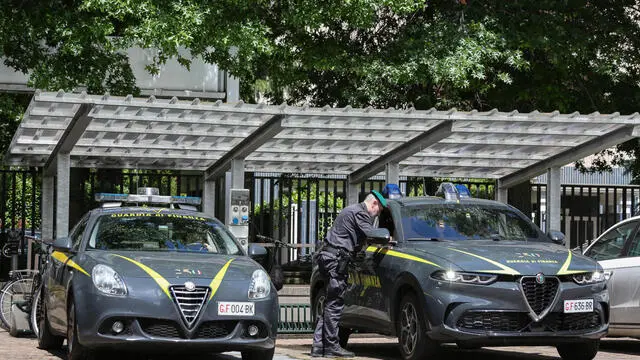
[30,283,43,337]
[0,278,34,330]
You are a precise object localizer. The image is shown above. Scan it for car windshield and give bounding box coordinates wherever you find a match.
[86,213,242,255]
[401,203,543,242]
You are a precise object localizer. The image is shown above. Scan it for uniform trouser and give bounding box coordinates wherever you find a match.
[312,251,348,351]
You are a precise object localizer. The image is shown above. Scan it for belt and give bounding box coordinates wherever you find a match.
[321,245,349,256]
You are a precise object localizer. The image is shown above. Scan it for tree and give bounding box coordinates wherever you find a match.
[1,1,639,177]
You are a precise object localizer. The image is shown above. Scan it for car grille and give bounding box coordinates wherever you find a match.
[195,321,237,338]
[169,285,210,329]
[457,312,530,331]
[543,312,602,331]
[139,319,182,338]
[520,276,559,315]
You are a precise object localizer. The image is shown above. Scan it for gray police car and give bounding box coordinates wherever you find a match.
[35,190,278,360]
[311,183,608,360]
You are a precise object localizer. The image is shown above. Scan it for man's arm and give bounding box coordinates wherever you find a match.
[354,211,376,238]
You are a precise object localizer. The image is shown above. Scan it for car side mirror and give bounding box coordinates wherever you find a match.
[366,228,391,245]
[547,230,565,246]
[248,243,268,266]
[52,236,73,252]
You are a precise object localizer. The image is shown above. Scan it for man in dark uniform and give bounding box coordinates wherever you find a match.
[311,190,387,358]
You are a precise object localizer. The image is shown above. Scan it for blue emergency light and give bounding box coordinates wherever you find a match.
[436,182,471,201]
[382,183,403,199]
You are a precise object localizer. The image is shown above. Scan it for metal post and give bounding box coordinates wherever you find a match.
[203,176,215,218]
[385,162,399,186]
[496,180,508,204]
[230,158,245,189]
[347,181,359,206]
[42,175,54,241]
[56,153,71,238]
[546,167,562,239]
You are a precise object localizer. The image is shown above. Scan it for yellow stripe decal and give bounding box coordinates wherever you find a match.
[209,259,234,300]
[113,254,172,299]
[557,251,585,275]
[366,246,441,268]
[448,248,520,275]
[51,251,91,277]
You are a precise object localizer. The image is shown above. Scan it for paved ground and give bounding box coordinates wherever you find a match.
[2,329,639,360]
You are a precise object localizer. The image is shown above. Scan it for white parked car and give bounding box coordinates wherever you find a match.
[582,217,640,338]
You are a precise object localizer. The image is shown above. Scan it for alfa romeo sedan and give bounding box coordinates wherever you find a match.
[311,183,609,360]
[35,192,277,360]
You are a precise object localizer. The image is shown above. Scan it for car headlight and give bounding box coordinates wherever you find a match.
[572,271,607,285]
[248,269,271,299]
[430,270,498,285]
[92,264,127,296]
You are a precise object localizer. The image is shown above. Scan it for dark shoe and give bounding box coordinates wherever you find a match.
[310,346,324,357]
[324,346,355,358]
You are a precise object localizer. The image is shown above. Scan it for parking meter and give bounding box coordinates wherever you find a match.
[228,189,250,253]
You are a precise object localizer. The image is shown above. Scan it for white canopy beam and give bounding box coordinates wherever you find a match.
[43,103,93,176]
[349,120,454,184]
[499,125,637,188]
[205,114,284,180]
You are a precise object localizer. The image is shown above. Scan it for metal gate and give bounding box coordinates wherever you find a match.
[0,168,40,280]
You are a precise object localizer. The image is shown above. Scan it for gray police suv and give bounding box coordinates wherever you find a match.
[311,185,609,360]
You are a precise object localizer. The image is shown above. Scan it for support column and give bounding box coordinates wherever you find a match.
[496,180,508,204]
[56,153,70,239]
[546,166,562,235]
[347,181,359,206]
[42,175,54,241]
[385,162,399,185]
[230,158,245,189]
[203,176,216,218]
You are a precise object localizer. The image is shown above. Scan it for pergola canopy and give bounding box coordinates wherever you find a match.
[5,91,640,187]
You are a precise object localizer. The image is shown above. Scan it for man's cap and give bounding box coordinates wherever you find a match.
[370,190,387,208]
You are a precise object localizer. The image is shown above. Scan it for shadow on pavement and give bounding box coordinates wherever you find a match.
[599,338,640,356]
[345,343,560,360]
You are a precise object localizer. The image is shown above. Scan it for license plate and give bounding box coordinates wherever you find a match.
[564,299,593,313]
[217,302,255,316]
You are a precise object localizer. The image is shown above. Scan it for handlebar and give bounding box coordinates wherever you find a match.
[254,234,296,248]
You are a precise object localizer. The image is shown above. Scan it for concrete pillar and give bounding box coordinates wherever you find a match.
[496,180,508,204]
[41,174,54,242]
[385,162,399,185]
[56,153,70,238]
[230,158,244,189]
[347,182,359,206]
[546,166,562,234]
[203,177,216,218]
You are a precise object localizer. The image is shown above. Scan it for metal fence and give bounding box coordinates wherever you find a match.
[0,168,40,280]
[531,184,640,250]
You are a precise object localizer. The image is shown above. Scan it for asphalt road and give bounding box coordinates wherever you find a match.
[2,329,639,360]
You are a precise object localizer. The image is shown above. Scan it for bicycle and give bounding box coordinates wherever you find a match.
[0,269,37,331]
[255,234,300,291]
[1,228,25,259]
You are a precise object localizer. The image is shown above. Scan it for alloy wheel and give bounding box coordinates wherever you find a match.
[399,302,418,356]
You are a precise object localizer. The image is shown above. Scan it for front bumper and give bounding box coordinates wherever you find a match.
[72,278,278,352]
[423,277,609,346]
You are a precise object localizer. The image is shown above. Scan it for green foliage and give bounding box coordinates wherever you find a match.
[0,94,30,156]
[1,1,640,176]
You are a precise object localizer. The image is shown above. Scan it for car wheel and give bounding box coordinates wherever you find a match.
[68,298,92,360]
[37,292,64,350]
[557,340,599,360]
[242,347,274,360]
[312,286,326,323]
[338,326,352,348]
[397,293,438,360]
[30,284,42,338]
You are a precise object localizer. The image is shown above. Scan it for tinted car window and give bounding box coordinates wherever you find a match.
[401,203,541,241]
[70,216,88,251]
[585,221,637,261]
[87,214,242,255]
[627,232,640,257]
